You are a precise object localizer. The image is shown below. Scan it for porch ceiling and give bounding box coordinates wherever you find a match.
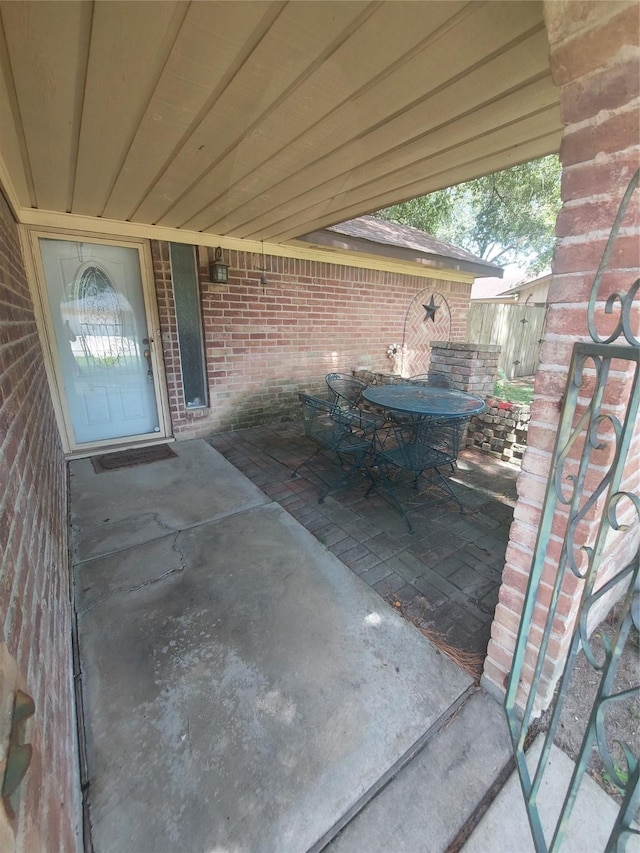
[0,0,561,244]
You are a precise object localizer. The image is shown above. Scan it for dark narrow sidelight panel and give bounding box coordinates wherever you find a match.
[169,243,208,409]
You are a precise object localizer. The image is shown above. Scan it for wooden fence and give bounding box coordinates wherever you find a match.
[467,302,547,379]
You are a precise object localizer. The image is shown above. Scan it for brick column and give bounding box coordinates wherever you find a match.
[429,341,500,397]
[483,0,640,709]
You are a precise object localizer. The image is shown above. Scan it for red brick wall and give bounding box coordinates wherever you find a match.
[152,242,472,437]
[484,0,640,709]
[0,191,80,850]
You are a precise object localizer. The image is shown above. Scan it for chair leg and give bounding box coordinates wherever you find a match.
[291,446,322,478]
[431,467,464,512]
[371,468,415,534]
[295,447,374,503]
[319,450,374,502]
[372,462,465,531]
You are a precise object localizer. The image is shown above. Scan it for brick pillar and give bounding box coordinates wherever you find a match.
[429,341,500,397]
[483,0,640,709]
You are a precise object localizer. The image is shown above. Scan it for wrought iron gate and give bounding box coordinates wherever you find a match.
[505,171,639,852]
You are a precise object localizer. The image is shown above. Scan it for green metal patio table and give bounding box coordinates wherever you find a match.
[362,384,486,532]
[362,383,486,418]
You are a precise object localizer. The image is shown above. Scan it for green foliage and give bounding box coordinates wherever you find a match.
[378,192,456,237]
[493,370,534,404]
[601,761,629,794]
[375,155,562,274]
[493,383,534,405]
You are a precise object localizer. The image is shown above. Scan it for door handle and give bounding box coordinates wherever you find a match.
[142,338,153,380]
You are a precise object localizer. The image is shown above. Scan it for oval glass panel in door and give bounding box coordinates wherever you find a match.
[73,264,133,368]
[40,239,161,445]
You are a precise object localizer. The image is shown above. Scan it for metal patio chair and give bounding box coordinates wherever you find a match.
[325,373,367,411]
[292,393,377,501]
[325,372,387,430]
[403,372,458,468]
[369,411,470,533]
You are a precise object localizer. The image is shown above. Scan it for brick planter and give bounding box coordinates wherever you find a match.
[353,369,405,387]
[429,341,500,398]
[467,398,531,465]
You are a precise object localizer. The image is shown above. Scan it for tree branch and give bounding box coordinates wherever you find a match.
[486,245,516,263]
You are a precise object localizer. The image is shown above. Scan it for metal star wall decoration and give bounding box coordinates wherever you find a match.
[422,295,440,323]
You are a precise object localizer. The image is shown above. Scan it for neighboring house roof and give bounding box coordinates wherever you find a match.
[471,276,517,300]
[500,273,552,303]
[471,266,527,299]
[298,215,502,278]
[472,271,552,302]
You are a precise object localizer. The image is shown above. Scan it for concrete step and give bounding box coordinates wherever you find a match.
[323,689,513,853]
[463,735,628,853]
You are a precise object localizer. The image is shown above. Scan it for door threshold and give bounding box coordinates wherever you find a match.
[65,435,176,461]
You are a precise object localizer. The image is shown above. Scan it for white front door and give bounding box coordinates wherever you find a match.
[37,236,167,448]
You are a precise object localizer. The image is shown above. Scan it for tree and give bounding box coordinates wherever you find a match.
[375,155,561,274]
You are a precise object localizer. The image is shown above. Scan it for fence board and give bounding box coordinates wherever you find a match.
[467,302,546,378]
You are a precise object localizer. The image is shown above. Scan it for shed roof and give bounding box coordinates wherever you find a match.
[502,272,552,297]
[471,270,553,301]
[471,268,527,299]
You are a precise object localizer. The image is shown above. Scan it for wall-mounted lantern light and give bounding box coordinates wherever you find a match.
[209,247,229,283]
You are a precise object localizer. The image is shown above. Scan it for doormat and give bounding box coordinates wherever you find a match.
[91,444,177,473]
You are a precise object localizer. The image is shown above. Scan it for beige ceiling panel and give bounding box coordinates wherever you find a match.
[158,0,468,229]
[308,130,562,242]
[263,108,561,241]
[131,0,371,225]
[173,0,545,234]
[71,1,187,216]
[278,132,561,244]
[285,136,559,247]
[234,76,558,240]
[0,0,560,243]
[207,30,555,237]
[0,15,32,208]
[0,0,91,211]
[102,1,280,221]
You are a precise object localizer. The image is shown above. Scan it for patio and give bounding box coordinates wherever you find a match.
[1,1,637,847]
[70,439,482,852]
[208,420,519,666]
[70,437,621,853]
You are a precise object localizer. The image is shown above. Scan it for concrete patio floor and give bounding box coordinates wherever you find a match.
[71,440,476,852]
[70,437,624,852]
[208,421,519,665]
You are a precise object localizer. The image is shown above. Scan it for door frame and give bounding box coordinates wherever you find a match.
[21,226,172,456]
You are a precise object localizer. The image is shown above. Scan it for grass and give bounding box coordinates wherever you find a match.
[493,382,534,405]
[493,370,534,405]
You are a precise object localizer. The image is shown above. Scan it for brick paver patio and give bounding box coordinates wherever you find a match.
[208,422,518,663]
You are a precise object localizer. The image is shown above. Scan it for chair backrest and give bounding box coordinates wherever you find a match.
[325,373,367,410]
[382,411,469,471]
[407,372,452,389]
[298,393,375,453]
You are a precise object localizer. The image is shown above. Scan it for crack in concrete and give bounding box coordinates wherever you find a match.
[72,511,181,565]
[73,509,178,539]
[72,511,144,533]
[171,530,188,572]
[152,511,177,534]
[78,533,187,618]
